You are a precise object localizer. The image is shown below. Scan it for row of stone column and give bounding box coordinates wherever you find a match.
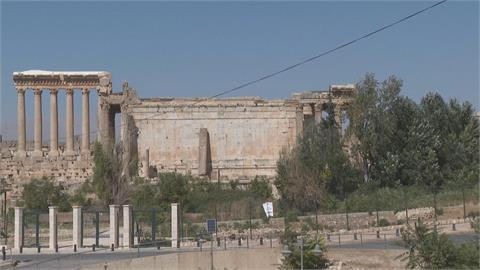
[13,203,181,251]
[16,88,91,158]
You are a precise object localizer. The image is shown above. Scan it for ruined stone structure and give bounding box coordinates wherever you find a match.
[0,70,355,196]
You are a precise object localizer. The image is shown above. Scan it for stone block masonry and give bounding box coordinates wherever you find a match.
[1,70,355,199]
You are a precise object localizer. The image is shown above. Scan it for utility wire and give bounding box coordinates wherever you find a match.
[50,0,447,142]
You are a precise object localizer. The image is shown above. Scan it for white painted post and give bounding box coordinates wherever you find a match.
[109,205,119,248]
[122,205,132,248]
[72,206,82,248]
[171,203,180,248]
[49,206,58,251]
[14,207,23,251]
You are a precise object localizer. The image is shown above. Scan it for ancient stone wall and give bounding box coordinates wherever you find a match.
[131,97,301,181]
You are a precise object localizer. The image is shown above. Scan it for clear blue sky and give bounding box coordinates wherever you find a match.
[1,1,478,140]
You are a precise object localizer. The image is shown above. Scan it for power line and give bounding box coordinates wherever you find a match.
[54,0,448,142]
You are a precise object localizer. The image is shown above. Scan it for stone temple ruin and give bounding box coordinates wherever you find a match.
[0,70,355,196]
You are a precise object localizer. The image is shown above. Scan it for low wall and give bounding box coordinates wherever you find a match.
[81,247,282,270]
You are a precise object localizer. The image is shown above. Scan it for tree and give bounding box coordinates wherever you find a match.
[92,142,130,206]
[21,177,71,211]
[401,220,479,269]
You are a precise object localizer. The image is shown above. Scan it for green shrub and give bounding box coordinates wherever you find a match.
[377,218,390,227]
[435,208,444,216]
[21,177,71,211]
[285,210,299,223]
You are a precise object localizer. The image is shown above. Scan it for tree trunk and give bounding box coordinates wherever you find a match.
[462,187,466,219]
[345,197,350,231]
[433,191,438,231]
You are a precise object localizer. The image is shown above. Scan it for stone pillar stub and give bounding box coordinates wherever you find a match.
[198,128,211,176]
[49,89,59,157]
[14,207,23,251]
[65,89,75,156]
[81,89,90,156]
[122,205,132,248]
[16,88,26,158]
[49,206,58,251]
[72,206,82,248]
[314,103,323,124]
[33,88,43,157]
[109,205,119,248]
[143,148,150,178]
[171,203,180,248]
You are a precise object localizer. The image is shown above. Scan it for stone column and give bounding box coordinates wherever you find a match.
[171,203,180,248]
[72,206,82,248]
[16,88,26,158]
[81,88,90,156]
[14,207,23,251]
[33,89,43,157]
[49,206,58,251]
[143,148,150,178]
[198,128,210,176]
[49,89,59,157]
[122,205,132,248]
[109,205,119,248]
[314,104,323,124]
[65,88,75,156]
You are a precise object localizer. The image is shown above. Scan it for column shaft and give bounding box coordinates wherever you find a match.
[14,207,23,251]
[49,89,59,156]
[171,203,180,248]
[81,89,90,155]
[72,206,82,248]
[33,89,43,157]
[65,89,75,156]
[122,205,132,248]
[109,205,119,248]
[16,89,26,157]
[49,206,58,251]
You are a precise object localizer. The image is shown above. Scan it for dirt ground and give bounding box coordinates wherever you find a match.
[440,202,479,220]
[328,248,407,269]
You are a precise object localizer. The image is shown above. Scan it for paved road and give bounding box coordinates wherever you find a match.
[6,232,478,270]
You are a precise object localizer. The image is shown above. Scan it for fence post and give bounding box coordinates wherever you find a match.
[396,228,400,237]
[122,205,132,249]
[109,205,120,248]
[269,235,272,248]
[238,237,242,246]
[35,212,40,248]
[452,222,456,231]
[224,237,227,250]
[360,233,363,245]
[260,237,263,245]
[384,234,387,249]
[217,237,220,247]
[354,232,357,240]
[338,234,341,246]
[376,230,380,239]
[2,246,5,260]
[171,203,180,248]
[95,212,100,247]
[73,206,82,249]
[14,207,23,252]
[49,206,58,252]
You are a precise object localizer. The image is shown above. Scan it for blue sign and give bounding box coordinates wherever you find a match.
[206,219,217,234]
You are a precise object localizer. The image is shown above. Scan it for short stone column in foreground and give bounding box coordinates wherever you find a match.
[142,148,150,178]
[122,205,132,248]
[171,203,180,248]
[14,207,23,251]
[49,206,58,251]
[109,205,119,248]
[72,206,82,248]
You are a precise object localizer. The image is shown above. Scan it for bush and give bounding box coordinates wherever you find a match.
[435,208,444,216]
[285,210,299,223]
[280,227,329,269]
[401,220,480,269]
[377,218,390,227]
[22,177,71,211]
[467,210,479,218]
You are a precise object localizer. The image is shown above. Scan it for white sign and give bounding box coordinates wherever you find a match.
[262,202,274,218]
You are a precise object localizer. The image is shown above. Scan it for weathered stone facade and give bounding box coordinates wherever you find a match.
[0,70,355,196]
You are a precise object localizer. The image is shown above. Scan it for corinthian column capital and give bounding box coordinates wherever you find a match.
[66,88,74,95]
[34,88,43,95]
[16,88,26,94]
[50,88,58,95]
[82,88,90,95]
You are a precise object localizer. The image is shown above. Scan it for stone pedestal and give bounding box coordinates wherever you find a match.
[109,205,119,248]
[49,206,58,251]
[122,205,132,248]
[171,203,180,248]
[14,207,23,251]
[72,206,82,248]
